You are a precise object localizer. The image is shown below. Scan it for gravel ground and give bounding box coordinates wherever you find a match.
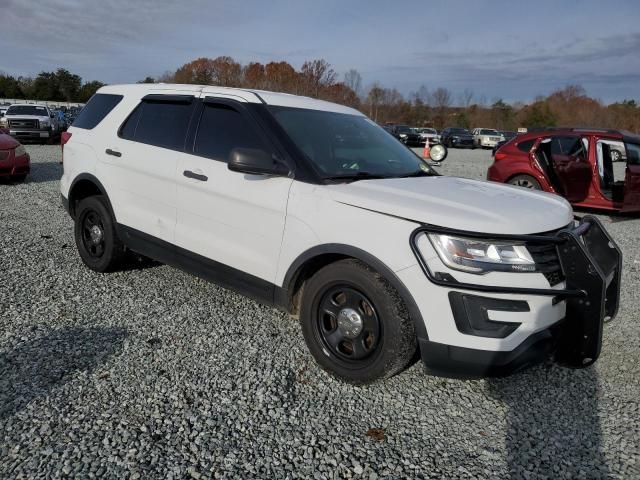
[1,145,638,479]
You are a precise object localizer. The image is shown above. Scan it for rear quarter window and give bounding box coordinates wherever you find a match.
[72,94,123,129]
[119,99,194,151]
[517,139,535,152]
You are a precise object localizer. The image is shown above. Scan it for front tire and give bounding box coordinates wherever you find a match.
[300,259,416,384]
[74,195,126,272]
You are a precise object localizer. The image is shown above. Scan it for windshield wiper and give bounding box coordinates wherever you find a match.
[397,169,435,178]
[323,172,388,183]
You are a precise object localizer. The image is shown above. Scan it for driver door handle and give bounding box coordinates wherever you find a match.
[183,170,208,182]
[105,148,122,157]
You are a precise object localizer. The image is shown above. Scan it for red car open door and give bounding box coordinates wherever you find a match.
[532,136,592,203]
[621,163,640,213]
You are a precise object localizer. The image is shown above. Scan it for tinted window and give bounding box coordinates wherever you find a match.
[119,104,141,140]
[193,104,267,162]
[73,94,122,129]
[517,139,535,152]
[122,100,194,150]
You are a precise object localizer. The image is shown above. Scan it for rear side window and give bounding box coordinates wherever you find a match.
[517,139,535,152]
[120,99,194,151]
[193,104,268,162]
[72,94,123,129]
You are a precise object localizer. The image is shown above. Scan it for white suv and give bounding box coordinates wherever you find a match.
[60,84,622,383]
[472,128,505,149]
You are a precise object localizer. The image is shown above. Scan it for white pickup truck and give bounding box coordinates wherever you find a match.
[0,104,61,144]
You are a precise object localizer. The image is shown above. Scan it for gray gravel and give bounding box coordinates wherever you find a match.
[1,145,638,479]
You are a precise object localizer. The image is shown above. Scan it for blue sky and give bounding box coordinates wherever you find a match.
[1,0,639,104]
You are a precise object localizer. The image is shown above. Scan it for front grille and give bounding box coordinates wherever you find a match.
[9,119,38,129]
[527,242,564,286]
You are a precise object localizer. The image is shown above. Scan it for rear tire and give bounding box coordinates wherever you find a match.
[12,174,27,183]
[299,259,416,384]
[74,195,126,272]
[508,174,542,190]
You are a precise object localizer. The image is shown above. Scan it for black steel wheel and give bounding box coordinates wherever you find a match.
[80,210,106,258]
[300,259,417,384]
[316,286,381,361]
[74,195,125,272]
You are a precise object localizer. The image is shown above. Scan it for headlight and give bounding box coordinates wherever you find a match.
[14,145,26,157]
[399,133,408,138]
[40,120,50,127]
[428,233,536,273]
[0,118,7,126]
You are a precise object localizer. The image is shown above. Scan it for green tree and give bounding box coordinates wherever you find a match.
[522,101,557,129]
[55,68,82,102]
[78,81,105,103]
[0,74,24,98]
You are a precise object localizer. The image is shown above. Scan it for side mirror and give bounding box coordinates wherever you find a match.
[228,148,290,176]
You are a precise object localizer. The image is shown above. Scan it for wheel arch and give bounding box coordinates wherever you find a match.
[279,244,428,341]
[68,173,115,220]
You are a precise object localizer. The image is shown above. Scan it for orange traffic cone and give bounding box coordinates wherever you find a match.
[422,138,430,159]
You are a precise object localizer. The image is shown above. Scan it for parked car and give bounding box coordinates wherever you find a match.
[472,128,505,149]
[61,85,621,383]
[0,130,30,182]
[441,127,475,148]
[488,128,640,213]
[415,127,440,145]
[383,124,422,146]
[0,104,62,144]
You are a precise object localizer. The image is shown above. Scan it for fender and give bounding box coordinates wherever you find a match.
[67,173,116,220]
[280,243,428,342]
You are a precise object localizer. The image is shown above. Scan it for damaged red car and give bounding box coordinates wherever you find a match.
[488,128,640,213]
[0,129,30,182]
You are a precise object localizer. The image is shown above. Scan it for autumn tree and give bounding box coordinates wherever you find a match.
[242,62,266,89]
[299,59,336,97]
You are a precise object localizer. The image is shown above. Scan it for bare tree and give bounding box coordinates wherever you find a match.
[460,88,474,108]
[343,69,362,97]
[300,59,336,97]
[430,87,452,128]
[430,87,452,109]
[366,82,385,121]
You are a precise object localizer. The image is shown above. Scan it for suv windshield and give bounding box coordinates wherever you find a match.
[481,129,500,135]
[449,128,469,134]
[396,125,412,134]
[269,107,435,181]
[7,105,48,116]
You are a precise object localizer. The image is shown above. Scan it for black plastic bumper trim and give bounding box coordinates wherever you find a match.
[449,292,525,338]
[419,327,558,378]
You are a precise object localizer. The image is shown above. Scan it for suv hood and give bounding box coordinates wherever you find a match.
[327,176,573,235]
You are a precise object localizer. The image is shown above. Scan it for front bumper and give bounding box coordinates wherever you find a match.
[451,138,474,147]
[0,151,30,177]
[9,129,50,140]
[409,216,622,376]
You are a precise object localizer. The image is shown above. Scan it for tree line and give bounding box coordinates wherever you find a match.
[0,68,104,103]
[2,57,639,132]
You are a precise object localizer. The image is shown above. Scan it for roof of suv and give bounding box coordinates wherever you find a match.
[98,83,363,116]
